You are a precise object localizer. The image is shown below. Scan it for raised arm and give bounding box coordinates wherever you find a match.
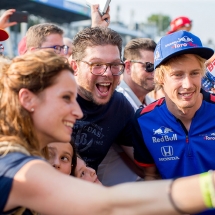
[0,9,17,29]
[4,159,214,215]
[91,4,110,28]
[5,160,111,215]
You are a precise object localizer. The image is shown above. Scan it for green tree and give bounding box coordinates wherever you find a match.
[147,14,171,34]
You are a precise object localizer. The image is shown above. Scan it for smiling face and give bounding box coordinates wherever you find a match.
[74,45,121,105]
[162,54,203,114]
[75,157,102,185]
[48,142,73,175]
[130,50,155,93]
[32,70,83,147]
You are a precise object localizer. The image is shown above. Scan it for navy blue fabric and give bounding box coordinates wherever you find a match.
[0,152,41,214]
[72,91,134,171]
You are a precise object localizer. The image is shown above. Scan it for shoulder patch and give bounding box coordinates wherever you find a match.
[140,98,165,115]
[201,89,215,103]
[210,94,215,103]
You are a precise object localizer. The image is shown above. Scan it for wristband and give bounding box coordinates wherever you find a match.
[199,171,215,208]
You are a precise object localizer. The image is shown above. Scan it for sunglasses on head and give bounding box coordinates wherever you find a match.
[130,60,154,72]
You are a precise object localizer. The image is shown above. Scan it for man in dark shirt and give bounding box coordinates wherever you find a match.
[70,26,136,171]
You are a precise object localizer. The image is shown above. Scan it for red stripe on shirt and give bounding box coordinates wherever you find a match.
[134,159,155,167]
[210,94,215,102]
[140,98,165,115]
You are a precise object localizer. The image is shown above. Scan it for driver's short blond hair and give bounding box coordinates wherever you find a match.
[154,54,206,89]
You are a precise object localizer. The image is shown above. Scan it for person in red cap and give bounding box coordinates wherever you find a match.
[0,9,17,54]
[0,29,8,54]
[0,28,9,42]
[167,16,192,34]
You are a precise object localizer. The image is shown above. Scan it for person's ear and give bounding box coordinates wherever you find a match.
[28,47,37,52]
[124,60,132,75]
[19,88,36,112]
[70,60,78,76]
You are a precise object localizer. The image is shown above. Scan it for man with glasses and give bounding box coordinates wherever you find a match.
[118,38,156,109]
[63,37,73,59]
[70,27,139,180]
[98,38,157,185]
[19,23,68,56]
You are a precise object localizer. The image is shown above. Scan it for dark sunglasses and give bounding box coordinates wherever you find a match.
[130,60,154,72]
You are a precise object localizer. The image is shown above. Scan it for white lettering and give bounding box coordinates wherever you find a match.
[152,134,177,143]
[165,41,178,47]
[164,134,177,141]
[205,136,215,140]
[173,43,187,48]
[159,156,180,161]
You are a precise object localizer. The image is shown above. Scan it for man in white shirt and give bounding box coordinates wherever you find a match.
[118,38,156,109]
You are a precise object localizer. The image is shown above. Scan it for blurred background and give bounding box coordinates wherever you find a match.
[1,0,214,57]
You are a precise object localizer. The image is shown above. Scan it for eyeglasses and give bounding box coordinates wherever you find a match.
[79,60,125,76]
[0,44,4,54]
[39,45,69,55]
[130,60,154,72]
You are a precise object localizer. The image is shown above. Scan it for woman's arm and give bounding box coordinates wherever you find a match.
[5,160,111,215]
[4,159,210,215]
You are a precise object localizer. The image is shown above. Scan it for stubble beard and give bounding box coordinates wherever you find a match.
[141,80,155,92]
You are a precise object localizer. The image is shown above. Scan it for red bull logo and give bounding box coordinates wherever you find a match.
[152,126,177,143]
[153,126,173,135]
[178,36,193,43]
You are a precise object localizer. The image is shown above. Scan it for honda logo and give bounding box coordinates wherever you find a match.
[161,146,173,157]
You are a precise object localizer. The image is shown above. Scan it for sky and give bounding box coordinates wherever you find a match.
[72,0,215,46]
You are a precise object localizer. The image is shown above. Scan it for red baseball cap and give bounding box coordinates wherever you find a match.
[0,28,9,41]
[167,16,192,34]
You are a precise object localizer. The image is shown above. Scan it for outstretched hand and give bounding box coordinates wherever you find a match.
[91,5,110,28]
[0,9,17,29]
